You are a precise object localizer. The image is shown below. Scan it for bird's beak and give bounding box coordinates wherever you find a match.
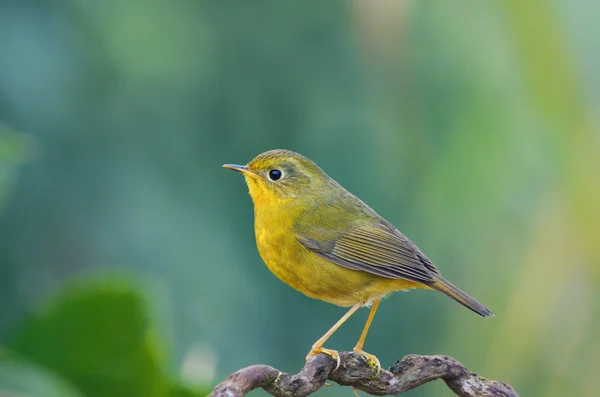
[223,164,258,179]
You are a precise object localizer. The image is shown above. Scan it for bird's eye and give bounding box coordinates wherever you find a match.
[268,169,283,181]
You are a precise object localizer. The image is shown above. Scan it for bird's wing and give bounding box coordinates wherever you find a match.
[295,220,439,284]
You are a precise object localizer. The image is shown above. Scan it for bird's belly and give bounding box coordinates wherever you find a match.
[255,228,422,306]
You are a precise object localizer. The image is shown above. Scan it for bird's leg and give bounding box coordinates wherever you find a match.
[353,298,382,374]
[306,300,364,369]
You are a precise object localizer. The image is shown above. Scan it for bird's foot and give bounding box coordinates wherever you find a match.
[352,347,381,375]
[306,346,341,370]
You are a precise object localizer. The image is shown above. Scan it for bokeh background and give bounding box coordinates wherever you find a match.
[1,1,599,396]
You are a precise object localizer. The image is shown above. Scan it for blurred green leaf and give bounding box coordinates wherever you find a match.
[9,278,171,397]
[0,348,83,397]
[169,382,211,397]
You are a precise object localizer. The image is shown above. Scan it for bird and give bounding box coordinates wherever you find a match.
[223,149,493,371]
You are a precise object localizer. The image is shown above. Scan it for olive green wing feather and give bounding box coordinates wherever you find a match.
[295,220,439,284]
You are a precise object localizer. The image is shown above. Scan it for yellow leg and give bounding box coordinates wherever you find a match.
[353,299,381,374]
[354,299,380,350]
[306,300,363,368]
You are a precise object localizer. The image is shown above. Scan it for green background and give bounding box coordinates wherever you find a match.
[1,1,599,396]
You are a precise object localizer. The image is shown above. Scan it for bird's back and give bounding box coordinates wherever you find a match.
[292,181,490,316]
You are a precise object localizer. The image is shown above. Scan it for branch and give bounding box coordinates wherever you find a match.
[209,352,518,397]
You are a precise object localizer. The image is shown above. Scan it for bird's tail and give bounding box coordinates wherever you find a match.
[430,275,494,318]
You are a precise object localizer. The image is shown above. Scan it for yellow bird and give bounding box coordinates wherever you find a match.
[224,149,492,370]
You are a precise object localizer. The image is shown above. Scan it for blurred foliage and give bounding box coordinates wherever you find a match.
[0,124,34,214]
[0,349,82,397]
[1,277,208,397]
[0,0,599,396]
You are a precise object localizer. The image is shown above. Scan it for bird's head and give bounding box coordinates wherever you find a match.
[223,149,331,207]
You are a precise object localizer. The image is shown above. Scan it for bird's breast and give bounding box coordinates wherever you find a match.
[254,211,309,290]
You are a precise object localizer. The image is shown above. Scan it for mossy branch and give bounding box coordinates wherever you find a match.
[208,352,518,397]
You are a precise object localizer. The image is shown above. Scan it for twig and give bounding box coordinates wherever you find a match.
[209,352,518,397]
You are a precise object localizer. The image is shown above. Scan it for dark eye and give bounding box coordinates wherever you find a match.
[268,169,283,181]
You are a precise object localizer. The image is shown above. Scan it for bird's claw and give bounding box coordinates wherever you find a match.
[306,346,341,371]
[352,348,381,375]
